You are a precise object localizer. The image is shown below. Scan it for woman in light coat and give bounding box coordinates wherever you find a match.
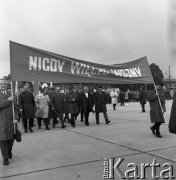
[35,88,50,130]
[110,89,118,110]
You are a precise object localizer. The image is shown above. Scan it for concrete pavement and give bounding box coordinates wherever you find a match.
[0,100,176,180]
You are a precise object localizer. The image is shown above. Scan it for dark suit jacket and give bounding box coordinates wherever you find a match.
[169,93,176,133]
[93,91,107,113]
[19,91,35,119]
[64,92,78,113]
[0,91,14,140]
[80,92,94,113]
[139,90,147,105]
[51,93,65,113]
[148,89,165,123]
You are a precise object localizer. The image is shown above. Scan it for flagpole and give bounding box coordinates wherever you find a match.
[15,81,19,104]
[10,81,15,121]
[153,83,165,117]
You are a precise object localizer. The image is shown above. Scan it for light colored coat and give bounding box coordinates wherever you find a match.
[110,91,118,104]
[35,94,50,118]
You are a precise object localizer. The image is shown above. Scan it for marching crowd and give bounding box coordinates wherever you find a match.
[0,81,176,166]
[17,84,111,132]
[17,84,151,132]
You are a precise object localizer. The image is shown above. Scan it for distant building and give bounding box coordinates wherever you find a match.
[163,78,176,89]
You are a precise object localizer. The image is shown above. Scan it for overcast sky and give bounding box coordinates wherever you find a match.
[0,0,175,79]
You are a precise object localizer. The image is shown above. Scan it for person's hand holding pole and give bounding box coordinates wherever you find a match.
[156,92,159,97]
[13,119,18,125]
[8,97,14,102]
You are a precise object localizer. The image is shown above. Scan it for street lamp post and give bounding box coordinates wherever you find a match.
[166,66,172,89]
[168,65,172,88]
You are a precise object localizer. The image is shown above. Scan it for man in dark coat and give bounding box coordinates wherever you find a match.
[148,83,165,138]
[119,90,125,106]
[64,87,78,127]
[19,84,35,133]
[63,89,71,123]
[169,91,176,134]
[0,84,18,165]
[47,87,56,123]
[93,86,110,125]
[75,89,84,122]
[139,86,147,112]
[51,87,66,129]
[80,86,94,126]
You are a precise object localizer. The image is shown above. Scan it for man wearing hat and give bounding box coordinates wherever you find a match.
[148,83,165,138]
[93,86,110,125]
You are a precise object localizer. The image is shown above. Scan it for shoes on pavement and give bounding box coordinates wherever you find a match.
[3,159,9,166]
[156,134,162,138]
[106,120,111,124]
[29,128,33,133]
[150,126,155,135]
[85,122,89,126]
[62,125,66,129]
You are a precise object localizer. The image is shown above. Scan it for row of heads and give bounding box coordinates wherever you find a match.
[21,82,165,92]
[38,85,104,94]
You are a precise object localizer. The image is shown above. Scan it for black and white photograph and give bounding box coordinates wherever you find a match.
[0,0,176,179]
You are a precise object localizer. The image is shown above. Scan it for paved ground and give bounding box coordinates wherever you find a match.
[0,100,176,180]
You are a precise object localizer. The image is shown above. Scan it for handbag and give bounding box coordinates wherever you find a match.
[14,124,22,142]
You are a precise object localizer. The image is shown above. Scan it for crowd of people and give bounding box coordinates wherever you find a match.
[17,84,111,132]
[0,81,176,166]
